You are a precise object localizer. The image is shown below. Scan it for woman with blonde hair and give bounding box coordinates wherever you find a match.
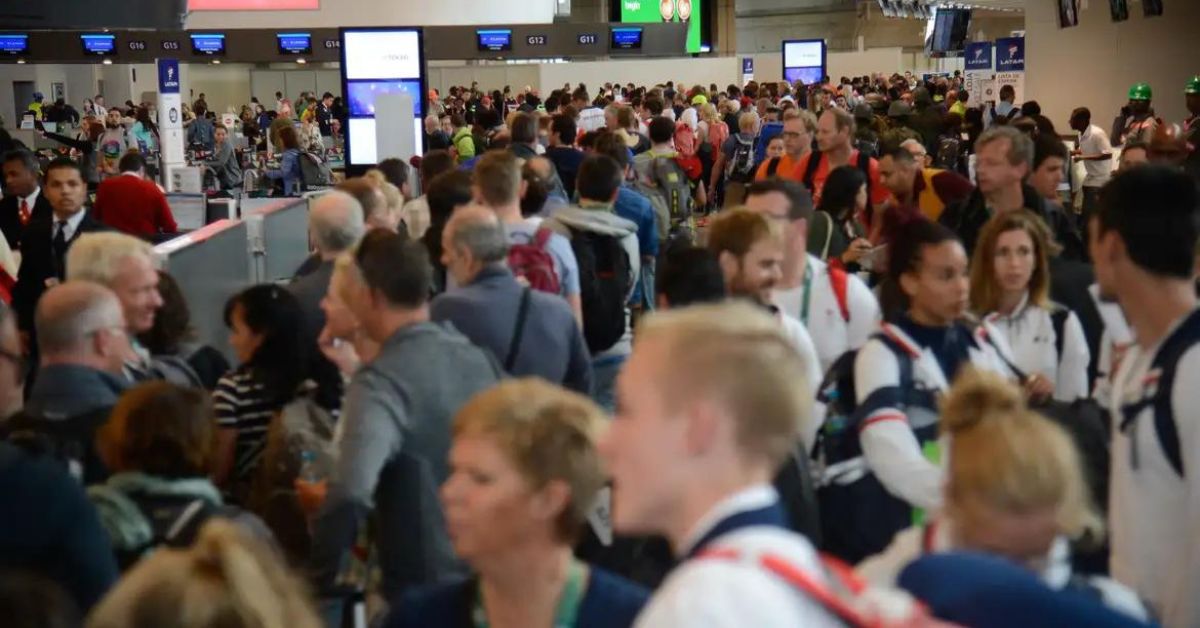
[87,520,321,628]
[857,369,1146,620]
[387,379,648,627]
[969,210,1090,402]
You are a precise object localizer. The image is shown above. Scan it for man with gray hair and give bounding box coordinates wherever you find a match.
[938,125,1084,260]
[430,204,591,393]
[3,282,130,483]
[290,190,366,408]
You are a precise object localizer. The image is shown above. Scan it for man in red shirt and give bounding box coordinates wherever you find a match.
[93,152,177,238]
[791,108,890,209]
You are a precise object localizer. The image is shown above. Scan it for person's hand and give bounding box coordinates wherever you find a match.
[318,326,361,375]
[294,478,328,515]
[1023,372,1055,403]
[842,238,873,264]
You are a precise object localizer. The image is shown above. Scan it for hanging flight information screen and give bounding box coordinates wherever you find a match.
[340,27,427,167]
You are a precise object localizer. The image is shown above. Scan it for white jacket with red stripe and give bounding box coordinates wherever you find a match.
[851,320,1014,511]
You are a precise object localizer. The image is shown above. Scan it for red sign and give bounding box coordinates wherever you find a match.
[188,0,319,10]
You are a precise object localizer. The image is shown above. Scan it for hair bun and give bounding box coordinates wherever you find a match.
[940,368,1025,435]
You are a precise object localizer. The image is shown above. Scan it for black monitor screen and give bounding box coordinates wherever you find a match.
[81,34,116,56]
[610,27,643,50]
[930,8,971,54]
[476,29,512,52]
[191,33,226,56]
[277,32,312,55]
[0,35,28,55]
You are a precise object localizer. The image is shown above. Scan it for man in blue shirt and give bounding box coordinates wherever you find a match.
[595,132,658,311]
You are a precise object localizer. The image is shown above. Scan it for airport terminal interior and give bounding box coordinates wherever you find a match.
[0,0,1198,626]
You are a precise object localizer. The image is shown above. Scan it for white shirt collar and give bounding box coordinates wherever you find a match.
[54,209,87,242]
[19,186,40,207]
[986,291,1032,323]
[678,483,778,556]
[119,171,142,179]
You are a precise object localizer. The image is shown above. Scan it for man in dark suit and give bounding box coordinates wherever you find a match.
[0,149,52,251]
[13,158,109,336]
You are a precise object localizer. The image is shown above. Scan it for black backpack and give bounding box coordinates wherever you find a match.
[813,335,940,563]
[568,228,631,354]
[725,134,757,183]
[1,407,112,485]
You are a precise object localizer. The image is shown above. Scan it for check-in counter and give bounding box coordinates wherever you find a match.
[244,196,312,284]
[153,219,253,362]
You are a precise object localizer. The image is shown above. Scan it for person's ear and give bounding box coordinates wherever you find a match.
[684,399,722,456]
[899,270,919,299]
[519,179,529,200]
[718,250,739,284]
[531,479,571,529]
[793,217,809,242]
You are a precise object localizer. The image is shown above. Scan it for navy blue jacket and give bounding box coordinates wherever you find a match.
[387,566,649,628]
[0,442,118,612]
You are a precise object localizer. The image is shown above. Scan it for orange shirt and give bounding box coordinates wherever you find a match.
[791,150,890,208]
[754,153,802,182]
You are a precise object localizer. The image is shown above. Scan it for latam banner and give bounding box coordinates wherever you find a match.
[995,36,1026,105]
[963,41,993,106]
[742,57,754,84]
[156,58,185,178]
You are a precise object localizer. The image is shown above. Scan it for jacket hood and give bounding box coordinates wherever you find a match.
[549,206,638,238]
[87,472,223,551]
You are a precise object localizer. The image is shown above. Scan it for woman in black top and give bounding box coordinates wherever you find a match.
[813,165,871,268]
[138,271,230,390]
[213,285,310,497]
[41,118,103,189]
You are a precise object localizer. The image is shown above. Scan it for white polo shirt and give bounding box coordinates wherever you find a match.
[983,293,1091,402]
[1079,124,1113,188]
[1108,310,1200,628]
[774,255,881,373]
[635,486,843,628]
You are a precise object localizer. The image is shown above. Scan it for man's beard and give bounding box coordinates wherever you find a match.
[106,123,118,129]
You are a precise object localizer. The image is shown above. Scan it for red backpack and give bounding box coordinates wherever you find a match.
[507,228,561,294]
[673,122,703,181]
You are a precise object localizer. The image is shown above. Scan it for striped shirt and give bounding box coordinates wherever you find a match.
[213,367,279,481]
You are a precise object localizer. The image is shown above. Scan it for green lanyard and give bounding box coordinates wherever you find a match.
[799,263,814,326]
[472,560,588,628]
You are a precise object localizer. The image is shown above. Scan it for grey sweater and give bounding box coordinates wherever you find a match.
[309,321,502,601]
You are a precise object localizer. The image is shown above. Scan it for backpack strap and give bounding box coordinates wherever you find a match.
[855,150,871,182]
[802,149,823,193]
[766,156,782,178]
[533,227,553,249]
[819,211,835,261]
[504,288,532,372]
[698,548,872,628]
[1050,305,1070,363]
[1118,310,1200,477]
[827,263,850,323]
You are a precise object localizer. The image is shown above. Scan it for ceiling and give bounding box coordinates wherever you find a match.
[934,0,1025,11]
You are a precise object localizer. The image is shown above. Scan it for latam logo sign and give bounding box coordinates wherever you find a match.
[965,42,992,71]
[157,59,180,94]
[996,37,1024,72]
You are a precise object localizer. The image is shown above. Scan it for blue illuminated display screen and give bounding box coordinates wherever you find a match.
[191,33,226,56]
[476,29,512,52]
[277,32,312,55]
[81,34,116,56]
[0,35,28,55]
[610,27,643,50]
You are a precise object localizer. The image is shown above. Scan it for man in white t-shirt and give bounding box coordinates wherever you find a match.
[572,87,606,134]
[1070,107,1113,225]
[744,179,879,373]
[705,209,822,399]
[1091,165,1200,628]
[599,301,841,628]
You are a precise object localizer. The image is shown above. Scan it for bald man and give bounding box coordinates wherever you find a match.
[430,204,591,392]
[290,190,367,407]
[9,282,131,483]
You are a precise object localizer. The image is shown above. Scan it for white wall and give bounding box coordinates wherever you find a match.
[539,56,741,95]
[187,64,255,114]
[185,0,555,29]
[427,64,541,98]
[1026,0,1199,129]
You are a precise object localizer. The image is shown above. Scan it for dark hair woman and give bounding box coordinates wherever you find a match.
[815,165,870,268]
[212,284,310,494]
[138,270,230,390]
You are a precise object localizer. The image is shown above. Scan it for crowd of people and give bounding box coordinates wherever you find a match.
[0,68,1198,628]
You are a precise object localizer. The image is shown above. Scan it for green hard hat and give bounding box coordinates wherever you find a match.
[1186,76,1200,95]
[1128,82,1152,100]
